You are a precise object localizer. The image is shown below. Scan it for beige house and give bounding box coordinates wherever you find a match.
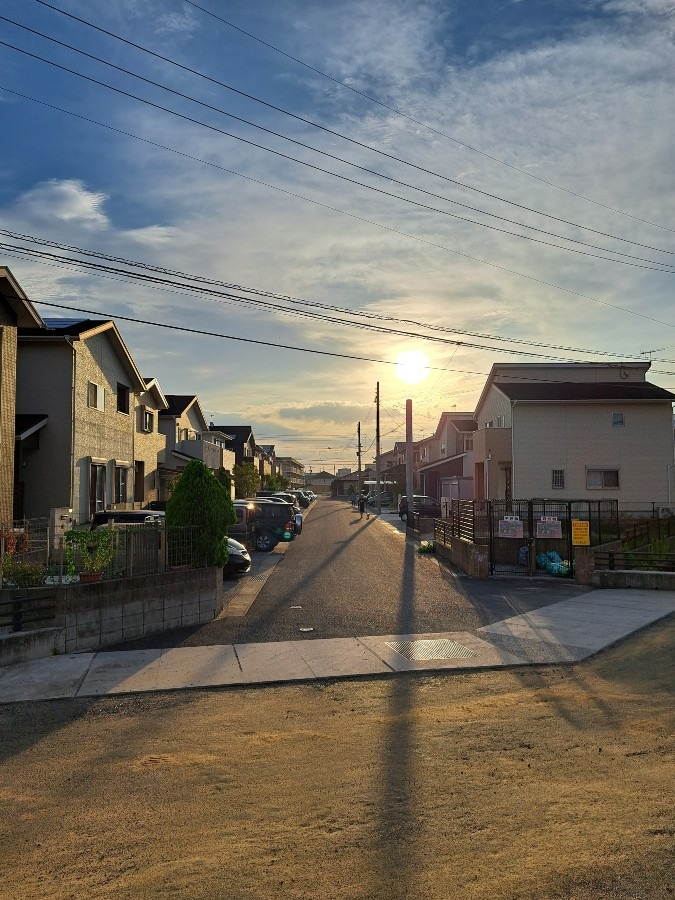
[0,267,45,523]
[17,316,149,525]
[159,396,235,498]
[415,412,477,501]
[133,377,169,505]
[473,362,675,507]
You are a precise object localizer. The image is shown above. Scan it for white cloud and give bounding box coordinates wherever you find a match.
[14,179,109,228]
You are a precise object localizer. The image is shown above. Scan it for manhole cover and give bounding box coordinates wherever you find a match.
[385,639,477,661]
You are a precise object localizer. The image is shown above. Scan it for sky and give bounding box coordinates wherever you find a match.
[1,0,674,474]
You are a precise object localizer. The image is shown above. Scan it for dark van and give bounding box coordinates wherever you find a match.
[91,510,165,530]
[230,501,294,552]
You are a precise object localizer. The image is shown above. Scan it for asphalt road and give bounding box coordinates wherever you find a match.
[108,497,590,650]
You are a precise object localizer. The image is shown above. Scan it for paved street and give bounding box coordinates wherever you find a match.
[108,498,590,650]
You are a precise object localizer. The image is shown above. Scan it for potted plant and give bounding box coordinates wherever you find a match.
[64,529,115,583]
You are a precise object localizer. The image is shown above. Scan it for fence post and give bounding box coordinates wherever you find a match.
[609,551,615,571]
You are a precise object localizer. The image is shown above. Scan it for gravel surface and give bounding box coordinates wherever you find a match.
[0,615,673,899]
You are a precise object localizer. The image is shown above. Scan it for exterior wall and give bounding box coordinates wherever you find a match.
[278,456,305,489]
[72,334,135,523]
[512,401,673,504]
[476,386,512,429]
[0,321,17,523]
[16,342,74,519]
[472,426,512,499]
[133,390,165,504]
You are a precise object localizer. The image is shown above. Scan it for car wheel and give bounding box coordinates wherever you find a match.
[255,533,275,552]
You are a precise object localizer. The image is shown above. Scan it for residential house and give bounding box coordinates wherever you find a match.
[472,362,675,507]
[277,456,305,490]
[0,267,45,523]
[209,424,256,469]
[415,412,477,501]
[305,469,336,495]
[259,444,278,485]
[159,398,235,498]
[133,377,169,505]
[17,316,147,525]
[328,465,376,497]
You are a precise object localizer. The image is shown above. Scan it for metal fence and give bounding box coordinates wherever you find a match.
[0,519,207,587]
[438,499,621,577]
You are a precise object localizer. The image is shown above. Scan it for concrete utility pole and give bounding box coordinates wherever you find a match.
[375,382,381,516]
[357,421,362,496]
[405,399,414,527]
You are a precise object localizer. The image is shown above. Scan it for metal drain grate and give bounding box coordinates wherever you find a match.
[385,639,478,661]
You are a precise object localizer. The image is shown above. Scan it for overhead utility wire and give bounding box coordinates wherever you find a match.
[179,0,674,234]
[4,234,667,362]
[0,227,656,360]
[2,242,632,363]
[14,294,675,379]
[1,91,674,336]
[14,9,675,258]
[2,41,673,275]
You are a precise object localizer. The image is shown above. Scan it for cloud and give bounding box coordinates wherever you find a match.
[14,179,109,228]
[277,403,369,424]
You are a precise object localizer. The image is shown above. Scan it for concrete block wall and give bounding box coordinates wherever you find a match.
[435,536,489,578]
[54,567,224,653]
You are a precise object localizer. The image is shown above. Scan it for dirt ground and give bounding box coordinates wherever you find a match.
[1,616,673,900]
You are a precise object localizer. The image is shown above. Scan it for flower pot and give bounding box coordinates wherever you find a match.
[79,571,103,584]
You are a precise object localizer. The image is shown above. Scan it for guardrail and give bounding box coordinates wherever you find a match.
[0,593,56,632]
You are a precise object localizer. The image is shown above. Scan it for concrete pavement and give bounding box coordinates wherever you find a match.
[1,587,674,703]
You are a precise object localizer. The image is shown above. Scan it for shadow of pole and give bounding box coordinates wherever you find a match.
[374,538,419,893]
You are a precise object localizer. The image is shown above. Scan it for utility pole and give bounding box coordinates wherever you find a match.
[405,399,414,528]
[375,382,381,516]
[357,421,362,497]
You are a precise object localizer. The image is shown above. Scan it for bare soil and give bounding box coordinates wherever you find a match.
[1,616,674,899]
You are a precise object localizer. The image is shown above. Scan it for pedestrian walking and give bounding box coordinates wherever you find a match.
[358,496,366,519]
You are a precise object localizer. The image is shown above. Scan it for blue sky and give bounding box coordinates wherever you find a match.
[1,0,674,473]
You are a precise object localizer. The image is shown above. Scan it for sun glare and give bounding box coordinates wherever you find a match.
[395,350,430,385]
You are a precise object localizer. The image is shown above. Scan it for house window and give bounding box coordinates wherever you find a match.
[87,382,104,410]
[89,463,106,517]
[440,442,446,455]
[114,466,128,503]
[143,409,154,433]
[496,415,504,427]
[612,412,625,427]
[586,468,620,489]
[117,383,130,414]
[552,469,565,489]
[463,436,473,452]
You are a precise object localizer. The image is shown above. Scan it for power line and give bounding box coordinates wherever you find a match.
[5,239,664,366]
[180,0,674,234]
[2,36,674,273]
[13,7,675,257]
[4,86,675,336]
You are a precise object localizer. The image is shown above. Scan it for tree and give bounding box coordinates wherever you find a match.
[166,460,236,566]
[233,462,261,499]
[264,474,290,491]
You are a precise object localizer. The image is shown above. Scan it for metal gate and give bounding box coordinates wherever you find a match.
[448,499,619,578]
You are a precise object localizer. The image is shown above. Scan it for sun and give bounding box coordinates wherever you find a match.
[395,350,430,385]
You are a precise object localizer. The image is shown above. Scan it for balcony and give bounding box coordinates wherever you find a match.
[176,438,222,470]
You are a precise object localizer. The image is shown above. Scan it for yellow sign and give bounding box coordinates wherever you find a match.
[571,519,590,546]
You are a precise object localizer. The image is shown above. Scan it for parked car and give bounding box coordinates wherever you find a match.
[286,490,310,508]
[224,537,251,578]
[367,491,394,507]
[398,495,442,519]
[231,501,294,552]
[91,509,165,529]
